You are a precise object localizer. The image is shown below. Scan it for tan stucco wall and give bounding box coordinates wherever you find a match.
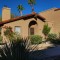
[1,18,44,42]
[2,7,60,42]
[40,8,60,35]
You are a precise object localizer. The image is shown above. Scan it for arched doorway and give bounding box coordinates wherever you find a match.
[28,21,38,35]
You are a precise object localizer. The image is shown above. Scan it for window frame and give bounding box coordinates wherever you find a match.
[14,26,21,34]
[30,28,34,35]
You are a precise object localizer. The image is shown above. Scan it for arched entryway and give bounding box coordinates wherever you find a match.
[28,21,38,36]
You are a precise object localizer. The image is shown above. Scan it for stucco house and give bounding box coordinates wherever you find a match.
[0,7,60,42]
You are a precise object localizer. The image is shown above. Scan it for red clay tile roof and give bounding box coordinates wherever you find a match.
[54,8,60,11]
[0,12,45,26]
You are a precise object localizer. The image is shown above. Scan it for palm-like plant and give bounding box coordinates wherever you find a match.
[28,0,36,12]
[17,4,24,16]
[0,39,29,60]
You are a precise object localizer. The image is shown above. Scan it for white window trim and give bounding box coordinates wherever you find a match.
[14,26,21,35]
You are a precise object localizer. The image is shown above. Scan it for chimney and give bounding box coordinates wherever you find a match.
[2,7,11,21]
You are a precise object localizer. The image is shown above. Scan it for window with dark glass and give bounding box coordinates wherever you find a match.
[30,28,34,35]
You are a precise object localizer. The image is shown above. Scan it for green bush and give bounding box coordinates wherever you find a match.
[0,35,2,43]
[42,24,51,39]
[7,33,22,42]
[47,33,60,44]
[47,33,57,40]
[4,26,22,42]
[30,35,42,44]
[53,39,60,45]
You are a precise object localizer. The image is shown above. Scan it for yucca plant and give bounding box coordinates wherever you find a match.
[0,39,29,60]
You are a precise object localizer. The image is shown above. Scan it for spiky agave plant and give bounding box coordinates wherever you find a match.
[0,39,29,60]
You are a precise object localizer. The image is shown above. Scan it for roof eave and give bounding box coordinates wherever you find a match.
[0,13,45,25]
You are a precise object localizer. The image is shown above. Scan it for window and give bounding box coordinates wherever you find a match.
[14,26,21,34]
[30,28,34,35]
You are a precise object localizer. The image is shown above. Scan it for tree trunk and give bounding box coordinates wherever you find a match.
[20,11,22,16]
[30,4,34,12]
[45,35,47,40]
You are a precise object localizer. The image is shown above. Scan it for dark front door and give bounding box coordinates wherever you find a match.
[30,28,34,35]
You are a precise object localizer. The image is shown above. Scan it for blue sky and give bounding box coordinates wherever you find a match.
[0,0,60,16]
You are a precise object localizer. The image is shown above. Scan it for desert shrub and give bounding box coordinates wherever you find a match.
[47,33,60,44]
[4,26,13,36]
[53,39,60,44]
[42,24,51,39]
[0,35,2,43]
[4,26,14,41]
[47,33,57,40]
[4,26,21,42]
[30,35,42,44]
[8,32,21,42]
[59,33,60,39]
[49,38,60,45]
